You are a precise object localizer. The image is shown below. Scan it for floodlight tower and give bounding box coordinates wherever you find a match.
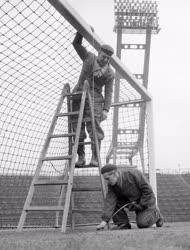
[110,0,160,172]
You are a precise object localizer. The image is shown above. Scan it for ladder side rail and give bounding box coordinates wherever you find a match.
[67,92,76,229]
[106,142,113,164]
[86,82,106,198]
[55,161,70,227]
[71,193,75,231]
[55,86,73,227]
[17,84,70,231]
[61,82,88,232]
[67,89,74,156]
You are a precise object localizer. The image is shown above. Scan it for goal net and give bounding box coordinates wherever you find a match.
[0,0,153,228]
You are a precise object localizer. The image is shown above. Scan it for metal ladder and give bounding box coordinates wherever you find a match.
[17,80,106,232]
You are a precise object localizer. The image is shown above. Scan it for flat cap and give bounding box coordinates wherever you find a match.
[100,44,114,56]
[101,164,117,174]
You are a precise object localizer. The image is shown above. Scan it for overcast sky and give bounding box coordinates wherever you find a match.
[67,0,190,171]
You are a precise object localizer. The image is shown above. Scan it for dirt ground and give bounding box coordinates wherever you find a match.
[0,222,190,250]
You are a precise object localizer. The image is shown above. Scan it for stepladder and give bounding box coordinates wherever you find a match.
[17,80,106,232]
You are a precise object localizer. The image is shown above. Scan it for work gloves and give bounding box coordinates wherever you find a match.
[96,220,107,230]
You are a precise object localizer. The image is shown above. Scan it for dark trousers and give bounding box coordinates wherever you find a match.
[113,200,161,228]
[71,94,104,155]
[112,201,130,225]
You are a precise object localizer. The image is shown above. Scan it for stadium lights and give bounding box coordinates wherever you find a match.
[114,0,160,34]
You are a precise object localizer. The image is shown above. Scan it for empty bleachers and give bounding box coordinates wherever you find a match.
[1,173,190,228]
[157,173,190,222]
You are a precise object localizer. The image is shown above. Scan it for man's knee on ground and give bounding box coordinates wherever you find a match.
[136,220,151,228]
[136,213,156,228]
[136,217,154,228]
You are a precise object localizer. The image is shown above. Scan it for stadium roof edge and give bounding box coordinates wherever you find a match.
[47,0,152,102]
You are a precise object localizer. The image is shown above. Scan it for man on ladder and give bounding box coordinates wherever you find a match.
[17,30,115,232]
[71,30,115,167]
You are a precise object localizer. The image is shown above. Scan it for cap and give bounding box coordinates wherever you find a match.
[100,44,114,56]
[101,164,117,174]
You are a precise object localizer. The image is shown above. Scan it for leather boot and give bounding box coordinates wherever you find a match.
[75,144,86,167]
[89,141,101,167]
[156,213,164,227]
[75,153,86,167]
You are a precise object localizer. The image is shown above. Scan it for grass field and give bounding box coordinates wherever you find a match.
[0,222,190,250]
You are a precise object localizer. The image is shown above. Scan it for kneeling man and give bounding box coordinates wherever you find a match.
[97,164,164,230]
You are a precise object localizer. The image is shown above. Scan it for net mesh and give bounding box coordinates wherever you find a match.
[0,0,149,228]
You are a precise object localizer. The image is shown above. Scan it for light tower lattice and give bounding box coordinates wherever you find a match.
[106,0,160,173]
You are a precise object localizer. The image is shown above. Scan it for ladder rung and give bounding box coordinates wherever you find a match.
[57,111,79,117]
[43,155,72,161]
[117,145,137,149]
[75,164,98,169]
[65,91,83,97]
[34,179,68,186]
[116,151,134,154]
[50,133,75,138]
[69,117,91,123]
[110,155,130,159]
[72,187,101,192]
[117,165,137,169]
[26,206,64,211]
[78,141,93,145]
[72,209,102,213]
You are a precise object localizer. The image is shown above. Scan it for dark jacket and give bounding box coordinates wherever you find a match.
[102,169,156,222]
[72,32,114,112]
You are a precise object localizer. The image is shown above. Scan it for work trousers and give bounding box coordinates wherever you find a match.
[71,91,104,155]
[113,200,161,228]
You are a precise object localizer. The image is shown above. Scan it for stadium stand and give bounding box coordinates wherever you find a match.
[1,173,190,228]
[157,174,190,222]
